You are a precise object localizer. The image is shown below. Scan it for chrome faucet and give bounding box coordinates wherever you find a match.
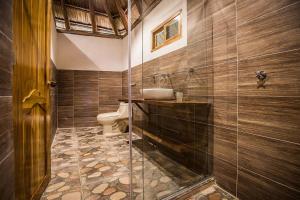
[152,73,170,88]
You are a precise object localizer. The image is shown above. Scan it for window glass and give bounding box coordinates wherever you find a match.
[152,11,182,51]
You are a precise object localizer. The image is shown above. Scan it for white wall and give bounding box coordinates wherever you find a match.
[123,0,187,68]
[56,33,125,71]
[53,0,187,71]
[50,18,58,65]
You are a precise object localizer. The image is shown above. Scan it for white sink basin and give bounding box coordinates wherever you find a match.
[141,88,175,100]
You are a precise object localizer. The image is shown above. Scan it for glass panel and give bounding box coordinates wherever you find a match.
[137,1,213,200]
[165,16,179,40]
[128,0,213,199]
[155,29,165,48]
[128,1,144,200]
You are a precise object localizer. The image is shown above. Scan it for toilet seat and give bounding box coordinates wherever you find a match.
[97,112,119,121]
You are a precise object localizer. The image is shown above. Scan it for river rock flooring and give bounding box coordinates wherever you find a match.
[188,185,236,200]
[41,127,234,200]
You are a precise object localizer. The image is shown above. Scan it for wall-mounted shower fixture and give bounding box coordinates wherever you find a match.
[184,68,196,84]
[256,70,268,88]
[188,68,195,74]
[256,70,267,81]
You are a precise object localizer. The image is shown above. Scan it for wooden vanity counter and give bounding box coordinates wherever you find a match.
[119,99,210,106]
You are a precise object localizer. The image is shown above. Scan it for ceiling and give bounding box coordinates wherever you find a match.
[52,0,161,39]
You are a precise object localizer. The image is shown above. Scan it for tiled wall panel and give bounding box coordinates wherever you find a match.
[0,33,12,96]
[122,66,142,99]
[58,70,74,128]
[0,0,14,198]
[236,0,300,199]
[0,151,15,200]
[50,61,57,141]
[236,0,298,25]
[238,50,300,97]
[74,71,99,127]
[57,71,74,106]
[58,70,123,128]
[237,167,300,200]
[237,2,300,59]
[212,156,237,194]
[58,106,74,128]
[98,71,122,109]
[0,97,13,163]
[238,97,300,143]
[238,132,300,190]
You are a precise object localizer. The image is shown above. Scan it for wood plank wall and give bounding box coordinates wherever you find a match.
[236,0,300,199]
[0,0,14,199]
[122,0,300,199]
[57,70,122,128]
[50,61,58,142]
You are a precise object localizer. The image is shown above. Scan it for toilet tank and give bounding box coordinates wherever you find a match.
[118,102,128,119]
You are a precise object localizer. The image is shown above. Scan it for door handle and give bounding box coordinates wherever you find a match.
[47,81,57,87]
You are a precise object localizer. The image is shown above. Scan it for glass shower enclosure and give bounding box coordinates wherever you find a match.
[126,0,213,199]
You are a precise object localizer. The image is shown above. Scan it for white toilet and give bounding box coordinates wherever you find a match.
[97,102,128,135]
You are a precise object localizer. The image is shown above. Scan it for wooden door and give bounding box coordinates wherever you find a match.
[13,0,52,199]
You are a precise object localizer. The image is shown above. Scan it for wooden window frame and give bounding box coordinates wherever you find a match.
[151,10,182,52]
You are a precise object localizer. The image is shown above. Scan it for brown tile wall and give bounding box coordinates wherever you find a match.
[236,0,300,199]
[50,61,57,142]
[0,0,14,199]
[57,70,74,128]
[57,70,122,128]
[122,0,300,199]
[122,65,143,99]
[99,71,123,114]
[74,71,99,127]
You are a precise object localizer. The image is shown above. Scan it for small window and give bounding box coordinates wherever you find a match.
[152,10,182,52]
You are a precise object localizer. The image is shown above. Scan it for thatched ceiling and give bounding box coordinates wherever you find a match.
[52,0,161,39]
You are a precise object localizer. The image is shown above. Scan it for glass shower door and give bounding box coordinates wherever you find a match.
[128,0,213,199]
[126,0,145,199]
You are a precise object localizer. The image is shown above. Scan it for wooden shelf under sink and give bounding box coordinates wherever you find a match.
[119,99,210,106]
[133,125,188,153]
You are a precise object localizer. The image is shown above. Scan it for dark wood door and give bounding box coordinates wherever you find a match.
[13,0,52,199]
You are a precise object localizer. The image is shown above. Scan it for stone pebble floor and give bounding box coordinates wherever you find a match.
[41,127,236,200]
[188,185,237,200]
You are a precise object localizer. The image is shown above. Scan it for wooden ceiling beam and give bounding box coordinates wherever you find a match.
[104,0,119,36]
[135,0,143,15]
[54,0,162,39]
[115,0,128,31]
[89,0,96,33]
[61,0,70,30]
[122,0,162,37]
[142,0,161,18]
[63,3,108,17]
[57,29,122,39]
[56,17,111,31]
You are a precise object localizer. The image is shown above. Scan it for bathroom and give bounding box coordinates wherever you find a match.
[0,0,300,199]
